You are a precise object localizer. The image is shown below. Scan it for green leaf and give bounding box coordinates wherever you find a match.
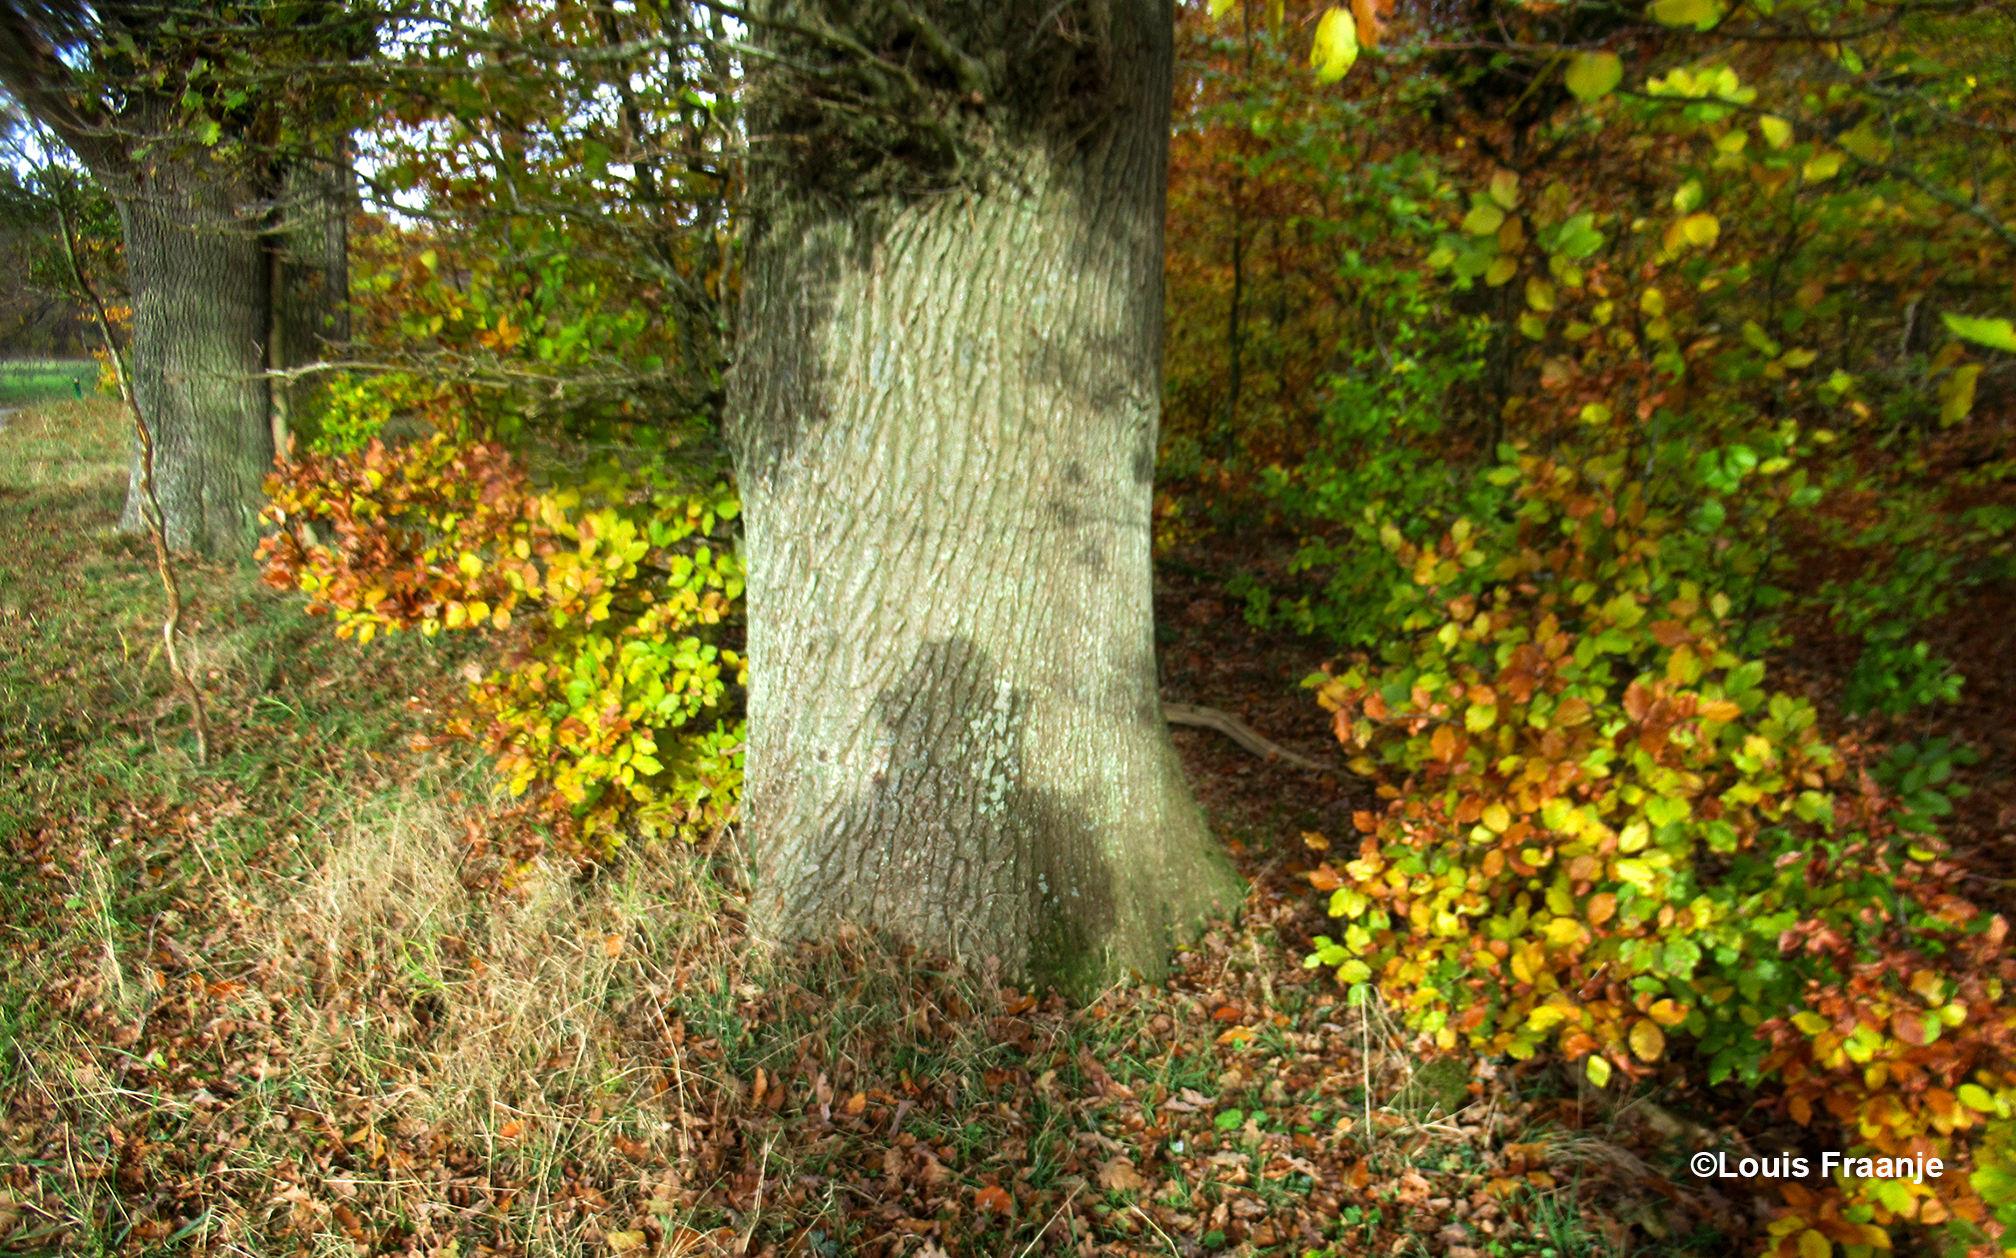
[1940,364,1983,426]
[1759,115,1793,149]
[1555,213,1606,259]
[1461,202,1506,237]
[1649,0,1723,28]
[1311,7,1360,84]
[1941,313,2016,352]
[1215,1108,1246,1130]
[1565,52,1623,102]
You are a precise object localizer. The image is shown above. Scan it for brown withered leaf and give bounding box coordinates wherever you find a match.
[1097,1157,1145,1192]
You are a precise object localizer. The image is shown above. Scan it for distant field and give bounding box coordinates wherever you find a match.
[0,358,98,407]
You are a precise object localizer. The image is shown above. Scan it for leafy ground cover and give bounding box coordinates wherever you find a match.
[0,407,1772,1257]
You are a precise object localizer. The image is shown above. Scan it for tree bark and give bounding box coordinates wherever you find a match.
[269,139,356,455]
[0,4,332,556]
[114,159,275,555]
[729,0,1243,998]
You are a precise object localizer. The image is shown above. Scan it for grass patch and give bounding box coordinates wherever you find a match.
[0,359,97,409]
[0,394,1742,1257]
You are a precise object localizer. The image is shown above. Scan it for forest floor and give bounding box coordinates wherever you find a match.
[4,396,2004,1258]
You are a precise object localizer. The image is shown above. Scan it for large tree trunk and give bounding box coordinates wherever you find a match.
[729,0,1243,997]
[115,161,275,555]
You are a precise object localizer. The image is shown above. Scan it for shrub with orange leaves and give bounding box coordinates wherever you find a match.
[1304,450,2016,1256]
[259,416,744,858]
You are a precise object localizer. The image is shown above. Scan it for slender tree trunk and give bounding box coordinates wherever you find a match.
[270,140,355,454]
[115,163,274,555]
[730,0,1243,997]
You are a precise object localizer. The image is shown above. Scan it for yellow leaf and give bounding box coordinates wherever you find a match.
[1489,169,1521,210]
[1803,150,1842,182]
[1461,203,1506,236]
[1648,999,1689,1027]
[1681,213,1720,246]
[1210,0,1235,14]
[1526,277,1556,312]
[1528,1004,1571,1031]
[1585,1055,1612,1087]
[1485,256,1519,287]
[1482,802,1512,833]
[1958,1083,1997,1113]
[1629,1018,1666,1062]
[1564,52,1623,102]
[1759,115,1794,149]
[1310,7,1359,84]
[606,1231,647,1254]
[1797,1228,1831,1258]
[1649,0,1722,27]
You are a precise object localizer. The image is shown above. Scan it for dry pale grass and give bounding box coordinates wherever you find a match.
[0,397,128,491]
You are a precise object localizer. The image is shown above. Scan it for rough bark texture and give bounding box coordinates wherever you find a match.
[270,142,356,453]
[0,5,333,556]
[730,0,1243,997]
[114,156,275,555]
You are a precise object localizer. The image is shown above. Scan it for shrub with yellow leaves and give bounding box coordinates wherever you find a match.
[259,414,743,859]
[1303,451,2016,1256]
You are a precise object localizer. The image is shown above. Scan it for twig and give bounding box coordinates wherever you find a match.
[55,192,211,766]
[1163,702,1334,772]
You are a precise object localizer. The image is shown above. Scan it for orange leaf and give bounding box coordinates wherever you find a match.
[1350,0,1388,48]
[1555,696,1593,726]
[1213,1004,1245,1023]
[974,1185,1012,1213]
[1698,700,1742,723]
[1623,681,1650,722]
[1891,1010,1929,1047]
[1586,893,1617,927]
[843,1091,867,1116]
[1430,723,1460,761]
[1649,620,1693,646]
[1307,864,1343,891]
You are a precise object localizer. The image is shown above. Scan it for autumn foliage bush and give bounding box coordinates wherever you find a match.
[1163,1,2016,1254]
[258,413,744,858]
[1302,447,2016,1253]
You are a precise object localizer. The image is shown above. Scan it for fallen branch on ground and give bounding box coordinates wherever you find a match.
[1163,702,1333,773]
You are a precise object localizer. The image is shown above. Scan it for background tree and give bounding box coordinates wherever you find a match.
[0,0,364,554]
